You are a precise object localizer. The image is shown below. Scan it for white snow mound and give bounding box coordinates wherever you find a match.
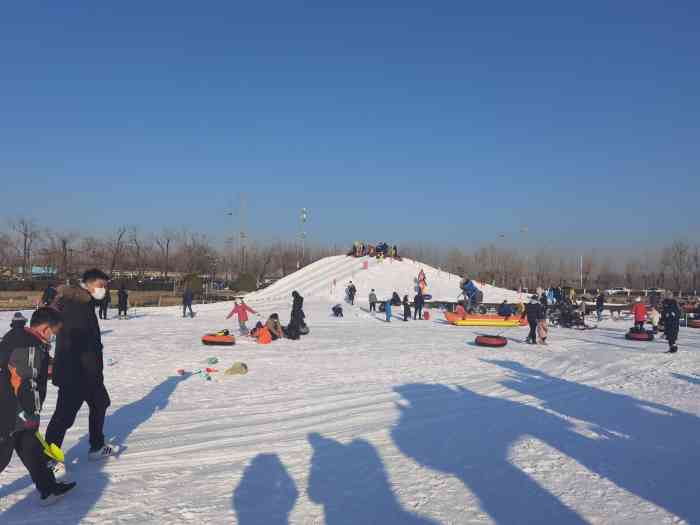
[246,255,526,305]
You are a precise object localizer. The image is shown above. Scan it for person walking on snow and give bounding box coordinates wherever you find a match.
[385,299,392,322]
[595,292,605,322]
[117,284,128,319]
[522,295,542,344]
[661,292,681,353]
[0,307,77,505]
[98,283,111,320]
[402,295,411,321]
[369,289,378,312]
[632,297,647,332]
[182,287,194,318]
[413,292,425,320]
[227,299,257,335]
[46,269,118,468]
[347,282,357,305]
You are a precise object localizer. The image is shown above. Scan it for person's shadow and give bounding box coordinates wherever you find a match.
[0,375,188,524]
[488,359,700,524]
[671,372,700,385]
[307,432,437,525]
[233,453,298,525]
[392,383,587,524]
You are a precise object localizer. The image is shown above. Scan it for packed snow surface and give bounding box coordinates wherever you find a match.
[1,264,699,524]
[248,255,525,304]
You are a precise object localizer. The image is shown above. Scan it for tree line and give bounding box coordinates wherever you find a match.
[2,217,699,294]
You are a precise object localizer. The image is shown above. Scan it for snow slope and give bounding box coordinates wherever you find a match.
[248,255,525,305]
[1,299,699,524]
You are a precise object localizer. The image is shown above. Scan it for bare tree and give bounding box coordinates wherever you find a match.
[128,227,153,279]
[691,246,700,295]
[9,217,42,278]
[667,240,691,293]
[154,229,177,278]
[105,227,128,276]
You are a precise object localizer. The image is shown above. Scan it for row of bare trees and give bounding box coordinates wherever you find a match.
[2,217,699,293]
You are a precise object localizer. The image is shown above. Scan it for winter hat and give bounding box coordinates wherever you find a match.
[12,312,27,322]
[636,297,641,303]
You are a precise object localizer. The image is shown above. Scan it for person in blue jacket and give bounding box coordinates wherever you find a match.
[497,301,512,319]
[385,299,392,322]
[462,279,479,309]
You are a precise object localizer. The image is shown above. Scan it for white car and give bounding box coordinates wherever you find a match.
[605,287,630,295]
[645,288,666,295]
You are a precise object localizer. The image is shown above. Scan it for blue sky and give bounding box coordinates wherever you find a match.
[1,2,698,250]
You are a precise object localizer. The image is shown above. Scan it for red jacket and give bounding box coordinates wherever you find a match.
[633,303,647,323]
[227,303,256,322]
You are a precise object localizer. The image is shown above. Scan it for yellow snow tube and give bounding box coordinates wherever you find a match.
[453,318,522,328]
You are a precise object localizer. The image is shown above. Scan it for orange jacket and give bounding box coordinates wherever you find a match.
[633,303,647,323]
[253,326,272,344]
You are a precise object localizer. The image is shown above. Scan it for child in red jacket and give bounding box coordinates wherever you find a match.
[632,298,647,331]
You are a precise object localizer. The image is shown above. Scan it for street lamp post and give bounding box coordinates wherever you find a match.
[298,208,308,269]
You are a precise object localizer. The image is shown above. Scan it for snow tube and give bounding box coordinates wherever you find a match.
[688,319,700,329]
[455,318,522,327]
[474,335,508,348]
[202,333,236,346]
[446,313,527,327]
[625,330,654,342]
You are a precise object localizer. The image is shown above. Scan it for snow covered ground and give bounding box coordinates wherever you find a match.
[1,265,699,524]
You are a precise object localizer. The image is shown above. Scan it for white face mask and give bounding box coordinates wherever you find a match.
[91,287,107,301]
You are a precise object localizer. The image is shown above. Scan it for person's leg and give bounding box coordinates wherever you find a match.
[46,388,84,448]
[239,319,249,335]
[528,322,537,343]
[14,431,56,494]
[86,384,111,451]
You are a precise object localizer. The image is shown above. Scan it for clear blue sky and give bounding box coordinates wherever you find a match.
[2,2,698,250]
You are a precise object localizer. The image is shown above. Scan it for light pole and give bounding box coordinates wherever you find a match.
[298,208,308,269]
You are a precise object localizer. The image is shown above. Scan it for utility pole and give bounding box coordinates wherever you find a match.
[580,254,584,289]
[298,208,308,269]
[240,194,247,273]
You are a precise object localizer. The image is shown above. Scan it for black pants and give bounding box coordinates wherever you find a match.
[99,302,109,319]
[46,384,111,451]
[666,326,679,348]
[349,295,355,305]
[369,302,376,312]
[635,321,645,331]
[414,306,423,320]
[0,431,56,493]
[403,306,411,321]
[528,321,538,343]
[118,303,128,317]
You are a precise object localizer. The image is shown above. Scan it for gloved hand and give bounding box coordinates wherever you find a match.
[18,411,40,430]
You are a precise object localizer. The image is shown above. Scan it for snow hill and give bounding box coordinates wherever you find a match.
[247,255,525,305]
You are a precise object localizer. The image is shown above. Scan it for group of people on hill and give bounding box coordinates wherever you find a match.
[1,269,119,506]
[348,241,400,260]
[228,292,308,344]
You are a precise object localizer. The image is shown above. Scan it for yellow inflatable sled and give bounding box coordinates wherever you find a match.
[453,318,522,328]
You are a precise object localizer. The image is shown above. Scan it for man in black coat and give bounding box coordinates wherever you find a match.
[413,292,425,320]
[182,287,194,318]
[46,269,117,462]
[522,295,542,344]
[41,283,58,307]
[287,291,305,339]
[0,308,76,504]
[661,292,681,354]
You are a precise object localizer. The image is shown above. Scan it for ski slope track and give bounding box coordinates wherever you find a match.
[1,283,699,524]
[248,255,525,305]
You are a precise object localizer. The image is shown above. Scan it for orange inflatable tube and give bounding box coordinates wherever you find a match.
[444,311,527,326]
[202,334,236,346]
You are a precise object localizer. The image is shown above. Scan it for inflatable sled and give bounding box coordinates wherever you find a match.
[455,318,522,328]
[445,312,527,327]
[202,330,236,346]
[474,335,508,348]
[625,329,654,342]
[688,319,700,329]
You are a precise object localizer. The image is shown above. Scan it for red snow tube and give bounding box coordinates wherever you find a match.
[474,335,508,348]
[688,319,700,329]
[625,330,654,342]
[202,334,236,346]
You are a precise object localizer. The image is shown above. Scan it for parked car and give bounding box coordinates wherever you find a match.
[605,287,630,295]
[644,288,666,294]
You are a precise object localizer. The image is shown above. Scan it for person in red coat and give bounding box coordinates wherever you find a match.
[632,297,647,331]
[227,299,257,335]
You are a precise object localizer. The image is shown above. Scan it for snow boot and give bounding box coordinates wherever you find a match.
[40,482,76,506]
[666,346,678,354]
[88,443,120,461]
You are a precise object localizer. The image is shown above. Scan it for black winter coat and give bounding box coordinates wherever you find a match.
[118,289,128,307]
[523,302,542,323]
[52,285,104,392]
[661,299,681,333]
[0,327,50,438]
